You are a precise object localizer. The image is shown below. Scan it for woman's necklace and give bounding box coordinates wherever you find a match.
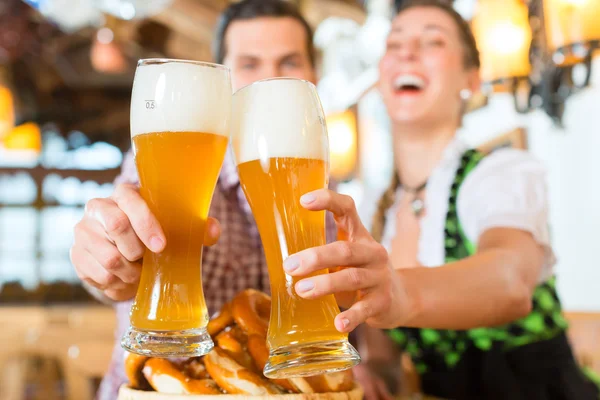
[399,180,428,218]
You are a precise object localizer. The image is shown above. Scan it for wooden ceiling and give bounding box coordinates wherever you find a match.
[153,0,366,61]
[0,0,365,150]
[1,0,366,81]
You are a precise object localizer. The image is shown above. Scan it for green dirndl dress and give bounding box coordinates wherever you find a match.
[387,150,600,400]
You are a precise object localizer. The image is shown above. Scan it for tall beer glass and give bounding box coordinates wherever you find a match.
[121,59,231,357]
[232,78,360,378]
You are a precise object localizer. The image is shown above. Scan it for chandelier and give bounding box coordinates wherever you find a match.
[472,0,600,126]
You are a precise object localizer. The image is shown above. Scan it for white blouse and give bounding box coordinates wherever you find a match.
[359,137,555,283]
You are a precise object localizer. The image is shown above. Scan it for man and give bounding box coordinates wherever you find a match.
[71,1,388,398]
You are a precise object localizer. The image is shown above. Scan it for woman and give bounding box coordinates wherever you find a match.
[283,1,600,398]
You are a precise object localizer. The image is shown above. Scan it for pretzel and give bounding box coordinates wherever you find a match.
[124,352,150,390]
[215,328,256,371]
[304,370,355,393]
[204,347,283,395]
[124,290,359,396]
[247,334,301,393]
[142,358,221,395]
[231,289,271,337]
[245,334,354,394]
[208,302,234,337]
[180,358,210,380]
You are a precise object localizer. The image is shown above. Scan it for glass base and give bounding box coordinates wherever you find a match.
[121,326,214,358]
[263,339,361,379]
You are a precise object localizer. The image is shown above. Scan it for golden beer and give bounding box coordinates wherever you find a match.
[232,78,360,378]
[131,131,228,331]
[238,157,346,349]
[122,59,232,357]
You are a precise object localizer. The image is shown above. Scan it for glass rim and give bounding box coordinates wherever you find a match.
[137,58,229,71]
[234,77,317,96]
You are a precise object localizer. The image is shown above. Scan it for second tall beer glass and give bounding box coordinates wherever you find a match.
[232,78,360,378]
[121,59,231,357]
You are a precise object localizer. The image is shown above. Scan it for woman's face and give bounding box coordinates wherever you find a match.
[379,6,479,128]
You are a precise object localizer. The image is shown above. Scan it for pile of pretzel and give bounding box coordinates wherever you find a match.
[125,289,355,396]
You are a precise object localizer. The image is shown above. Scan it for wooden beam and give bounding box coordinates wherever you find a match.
[152,0,366,46]
[167,32,213,61]
[151,0,221,46]
[303,0,367,27]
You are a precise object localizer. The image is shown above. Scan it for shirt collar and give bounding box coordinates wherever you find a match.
[438,134,471,169]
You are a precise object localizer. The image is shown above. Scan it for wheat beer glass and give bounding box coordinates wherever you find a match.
[232,78,360,378]
[121,59,231,357]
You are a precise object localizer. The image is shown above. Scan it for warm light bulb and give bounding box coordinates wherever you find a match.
[328,120,354,154]
[90,27,127,74]
[544,0,600,55]
[472,0,532,83]
[3,122,42,152]
[0,86,15,138]
[97,27,115,44]
[326,110,358,181]
[484,22,529,55]
[561,0,588,6]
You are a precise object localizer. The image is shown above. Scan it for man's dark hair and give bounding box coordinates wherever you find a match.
[213,0,316,67]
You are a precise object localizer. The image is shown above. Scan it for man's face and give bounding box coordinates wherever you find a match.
[223,17,316,91]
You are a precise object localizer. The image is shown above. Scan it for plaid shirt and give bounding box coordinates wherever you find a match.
[97,148,338,400]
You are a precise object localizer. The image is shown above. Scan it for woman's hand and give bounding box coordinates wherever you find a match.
[282,189,411,332]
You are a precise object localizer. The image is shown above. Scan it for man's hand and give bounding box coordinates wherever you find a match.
[70,183,221,301]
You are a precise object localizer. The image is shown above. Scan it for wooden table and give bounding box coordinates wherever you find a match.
[0,304,116,400]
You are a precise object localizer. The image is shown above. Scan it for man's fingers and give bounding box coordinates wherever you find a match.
[70,245,128,290]
[104,285,139,302]
[84,197,147,261]
[110,184,165,253]
[204,217,221,246]
[73,225,142,285]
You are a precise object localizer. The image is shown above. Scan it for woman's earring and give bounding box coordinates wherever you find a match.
[460,89,472,100]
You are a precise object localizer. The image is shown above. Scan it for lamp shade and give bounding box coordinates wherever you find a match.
[326,109,358,181]
[544,0,600,56]
[90,28,127,74]
[0,86,15,138]
[3,122,42,152]
[472,0,532,83]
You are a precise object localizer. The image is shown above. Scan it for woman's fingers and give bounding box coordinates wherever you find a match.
[300,189,370,240]
[334,291,394,332]
[296,188,402,332]
[294,267,378,300]
[284,241,388,276]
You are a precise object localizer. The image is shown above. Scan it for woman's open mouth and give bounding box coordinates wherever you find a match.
[392,73,427,97]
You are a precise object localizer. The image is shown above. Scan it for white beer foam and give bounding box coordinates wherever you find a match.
[232,78,329,164]
[130,60,232,138]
